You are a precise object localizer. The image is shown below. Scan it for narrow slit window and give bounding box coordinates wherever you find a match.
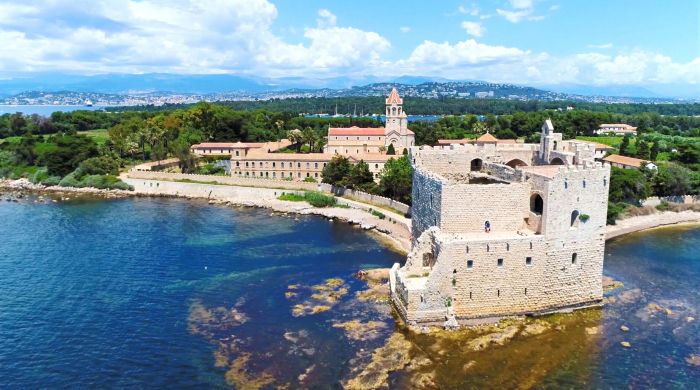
[497,258,504,267]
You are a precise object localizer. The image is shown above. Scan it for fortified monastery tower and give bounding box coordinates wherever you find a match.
[390,119,610,327]
[384,88,414,149]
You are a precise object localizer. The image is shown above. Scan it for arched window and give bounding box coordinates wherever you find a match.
[570,210,580,227]
[470,158,483,171]
[530,193,544,215]
[550,157,565,165]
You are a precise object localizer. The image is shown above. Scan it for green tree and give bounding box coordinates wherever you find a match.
[608,166,650,205]
[652,163,694,196]
[636,139,650,160]
[619,134,632,156]
[379,155,413,204]
[44,135,99,176]
[321,155,351,186]
[650,140,660,161]
[386,143,396,155]
[346,160,375,190]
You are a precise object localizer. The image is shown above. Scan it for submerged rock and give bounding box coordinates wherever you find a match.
[621,341,631,348]
[225,353,275,389]
[332,320,388,341]
[521,320,551,336]
[467,325,520,351]
[686,354,700,366]
[343,333,412,390]
[620,325,630,332]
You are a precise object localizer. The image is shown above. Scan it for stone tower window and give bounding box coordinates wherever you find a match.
[564,180,568,189]
[506,243,510,251]
[583,179,587,188]
[497,258,504,267]
[525,288,528,295]
[570,210,580,227]
[470,158,483,171]
[530,194,544,215]
[467,260,473,269]
[529,242,533,250]
[572,253,578,265]
[526,257,532,266]
[497,289,500,297]
[469,291,472,300]
[604,177,607,187]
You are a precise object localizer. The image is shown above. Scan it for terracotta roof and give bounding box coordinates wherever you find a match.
[349,153,398,162]
[385,88,403,105]
[326,140,386,146]
[600,124,636,129]
[602,154,648,167]
[476,133,498,143]
[244,152,334,161]
[192,142,264,149]
[328,126,385,136]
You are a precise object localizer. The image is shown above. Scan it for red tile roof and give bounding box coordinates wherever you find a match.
[602,154,648,167]
[386,88,403,105]
[476,133,498,143]
[328,126,386,136]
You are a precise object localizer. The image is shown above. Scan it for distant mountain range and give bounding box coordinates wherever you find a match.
[0,73,696,103]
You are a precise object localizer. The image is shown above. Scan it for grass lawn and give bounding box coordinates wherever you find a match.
[78,128,109,145]
[0,136,22,145]
[576,135,624,147]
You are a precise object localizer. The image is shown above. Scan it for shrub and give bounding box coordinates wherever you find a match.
[656,201,670,211]
[303,176,317,183]
[303,191,336,207]
[278,192,305,202]
[578,213,590,222]
[370,209,386,219]
[195,163,226,175]
[606,202,628,225]
[78,155,120,176]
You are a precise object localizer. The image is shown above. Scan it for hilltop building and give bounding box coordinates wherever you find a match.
[595,123,637,136]
[390,119,611,326]
[190,88,413,180]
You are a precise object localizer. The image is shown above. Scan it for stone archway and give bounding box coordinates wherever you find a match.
[506,159,528,168]
[470,158,483,171]
[530,193,544,215]
[550,157,565,165]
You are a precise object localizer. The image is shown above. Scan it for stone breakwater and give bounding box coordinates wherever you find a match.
[0,178,133,199]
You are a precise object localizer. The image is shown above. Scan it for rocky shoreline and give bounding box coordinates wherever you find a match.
[0,178,411,253]
[4,177,698,251]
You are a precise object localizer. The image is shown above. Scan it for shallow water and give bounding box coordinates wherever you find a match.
[0,197,698,388]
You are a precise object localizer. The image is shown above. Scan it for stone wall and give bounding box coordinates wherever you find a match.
[318,183,411,215]
[410,168,444,242]
[440,182,530,234]
[127,171,319,191]
[642,195,699,206]
[123,177,295,201]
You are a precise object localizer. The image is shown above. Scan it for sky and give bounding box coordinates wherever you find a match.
[0,0,698,89]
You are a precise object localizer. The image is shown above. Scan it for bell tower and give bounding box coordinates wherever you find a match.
[385,87,409,145]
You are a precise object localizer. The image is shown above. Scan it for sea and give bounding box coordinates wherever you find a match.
[0,105,110,116]
[0,196,698,388]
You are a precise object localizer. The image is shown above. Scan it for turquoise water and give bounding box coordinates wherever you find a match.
[0,197,402,388]
[1,196,699,388]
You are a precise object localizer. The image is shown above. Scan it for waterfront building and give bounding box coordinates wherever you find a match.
[595,123,637,136]
[190,88,413,180]
[390,119,611,326]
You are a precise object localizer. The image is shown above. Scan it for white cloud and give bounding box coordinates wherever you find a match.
[461,21,485,37]
[316,9,337,28]
[399,26,411,33]
[0,0,697,88]
[509,0,533,9]
[458,4,480,16]
[496,0,551,23]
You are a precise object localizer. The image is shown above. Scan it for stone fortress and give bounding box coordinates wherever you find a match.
[390,119,611,326]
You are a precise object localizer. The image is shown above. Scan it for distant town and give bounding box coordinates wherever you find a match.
[1,81,696,109]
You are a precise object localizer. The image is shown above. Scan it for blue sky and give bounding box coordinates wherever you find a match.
[0,0,698,88]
